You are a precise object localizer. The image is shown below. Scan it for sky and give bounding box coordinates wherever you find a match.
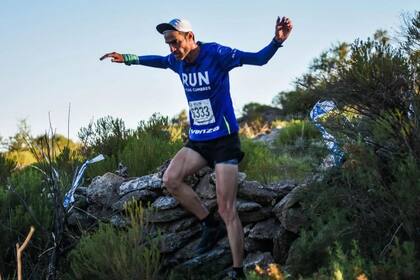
[0,0,418,141]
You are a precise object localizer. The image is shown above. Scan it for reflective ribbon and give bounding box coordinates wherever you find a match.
[310,100,344,167]
[63,154,105,209]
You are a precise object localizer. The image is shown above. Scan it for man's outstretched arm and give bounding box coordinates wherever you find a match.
[218,16,293,70]
[240,16,293,66]
[100,52,171,69]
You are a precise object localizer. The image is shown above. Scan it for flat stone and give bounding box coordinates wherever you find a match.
[156,216,198,233]
[249,218,281,240]
[159,224,201,254]
[112,190,158,211]
[87,172,124,208]
[266,180,298,200]
[239,207,272,224]
[172,246,232,280]
[119,173,162,196]
[237,199,263,212]
[168,236,229,266]
[152,195,179,210]
[149,207,190,223]
[238,181,278,206]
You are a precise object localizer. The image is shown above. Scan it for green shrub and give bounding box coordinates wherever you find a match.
[120,133,182,177]
[0,152,16,185]
[0,167,53,277]
[65,202,161,280]
[80,113,183,179]
[240,138,314,183]
[273,120,324,158]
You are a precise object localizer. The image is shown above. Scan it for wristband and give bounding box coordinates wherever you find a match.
[123,54,139,65]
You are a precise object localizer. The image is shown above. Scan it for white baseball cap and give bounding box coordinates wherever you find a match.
[156,18,193,34]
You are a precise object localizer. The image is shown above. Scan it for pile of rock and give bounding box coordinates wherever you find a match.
[67,162,309,279]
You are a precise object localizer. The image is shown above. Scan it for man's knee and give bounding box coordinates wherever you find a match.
[162,169,183,193]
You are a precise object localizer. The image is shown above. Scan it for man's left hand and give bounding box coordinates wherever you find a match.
[275,16,293,43]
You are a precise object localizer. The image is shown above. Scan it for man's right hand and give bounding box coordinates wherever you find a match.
[100,52,124,63]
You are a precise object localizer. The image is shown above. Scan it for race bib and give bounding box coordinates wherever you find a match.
[189,99,215,126]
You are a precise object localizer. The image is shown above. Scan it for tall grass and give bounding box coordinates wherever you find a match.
[65,202,161,280]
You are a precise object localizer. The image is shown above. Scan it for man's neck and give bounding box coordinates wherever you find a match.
[185,43,200,63]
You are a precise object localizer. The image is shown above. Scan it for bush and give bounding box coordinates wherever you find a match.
[240,138,315,183]
[65,202,161,280]
[80,114,183,179]
[120,133,182,177]
[0,152,16,185]
[0,167,53,278]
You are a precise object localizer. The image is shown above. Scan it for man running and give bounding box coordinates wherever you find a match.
[100,16,292,279]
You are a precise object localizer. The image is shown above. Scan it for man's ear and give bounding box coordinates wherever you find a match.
[187,31,195,42]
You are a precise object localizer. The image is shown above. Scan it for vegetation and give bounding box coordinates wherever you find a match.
[64,202,161,280]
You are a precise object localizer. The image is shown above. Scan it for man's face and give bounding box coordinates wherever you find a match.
[164,31,193,60]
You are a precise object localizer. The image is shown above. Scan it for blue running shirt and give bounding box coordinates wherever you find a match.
[135,39,282,141]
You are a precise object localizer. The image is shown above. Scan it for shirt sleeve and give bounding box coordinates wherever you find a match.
[138,54,178,72]
[216,39,283,71]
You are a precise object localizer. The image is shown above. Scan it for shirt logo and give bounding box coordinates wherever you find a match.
[182,71,210,87]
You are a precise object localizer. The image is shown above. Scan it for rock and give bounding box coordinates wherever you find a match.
[273,184,308,233]
[238,181,278,206]
[243,223,254,236]
[152,196,179,210]
[168,236,229,266]
[248,218,281,240]
[118,173,162,196]
[197,166,213,177]
[273,226,298,265]
[156,217,198,234]
[266,180,297,200]
[172,246,232,280]
[159,225,201,254]
[112,190,158,211]
[243,251,274,270]
[239,207,272,224]
[109,214,128,228]
[87,172,124,208]
[184,173,200,188]
[195,174,216,199]
[237,199,262,213]
[149,207,190,223]
[209,172,246,186]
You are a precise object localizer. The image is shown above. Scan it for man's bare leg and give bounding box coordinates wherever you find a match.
[215,163,244,267]
[163,147,208,220]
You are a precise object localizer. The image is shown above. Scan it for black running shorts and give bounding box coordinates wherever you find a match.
[185,133,245,168]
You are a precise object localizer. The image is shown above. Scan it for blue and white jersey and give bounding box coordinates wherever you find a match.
[137,39,283,141]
